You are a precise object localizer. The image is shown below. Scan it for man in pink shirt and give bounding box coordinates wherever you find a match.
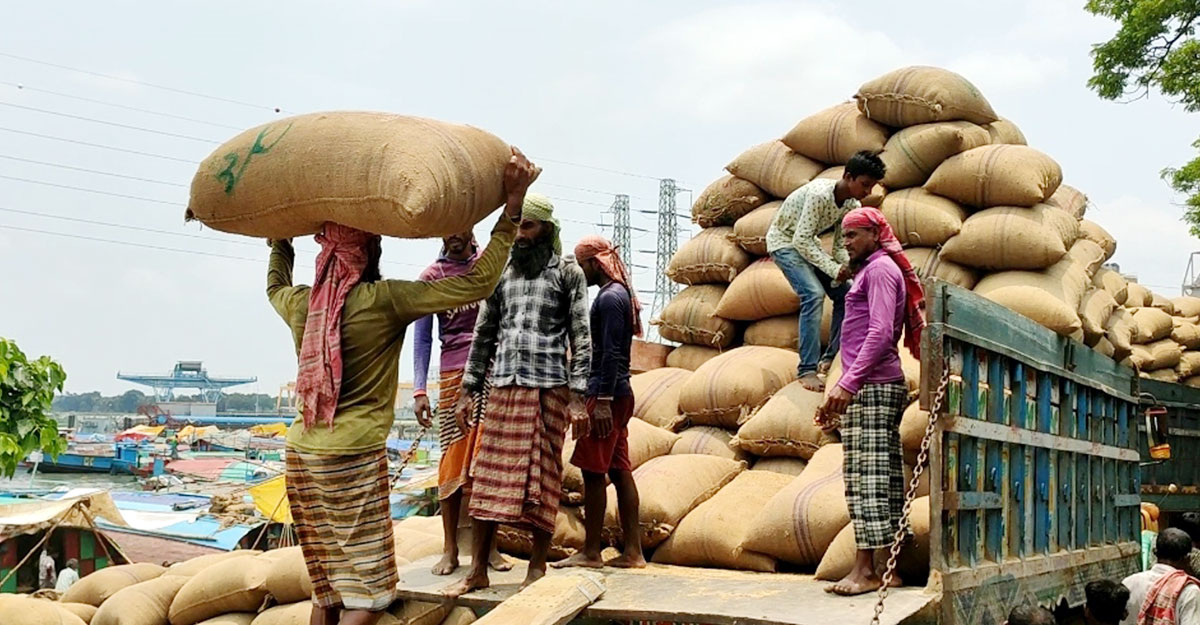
[817,206,925,596]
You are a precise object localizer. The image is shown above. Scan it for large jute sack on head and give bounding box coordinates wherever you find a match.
[715,258,801,321]
[167,551,260,578]
[93,575,189,625]
[973,260,1090,337]
[726,141,824,198]
[654,285,738,348]
[1068,239,1108,277]
[1174,297,1200,318]
[667,227,752,285]
[782,102,889,165]
[983,118,1026,145]
[0,595,87,625]
[1093,268,1129,306]
[905,247,979,289]
[195,615,255,625]
[1177,351,1200,378]
[168,557,270,625]
[62,563,166,607]
[604,455,745,548]
[730,201,780,256]
[692,175,768,228]
[187,113,511,239]
[925,145,1062,208]
[652,470,792,572]
[855,66,998,127]
[666,345,722,371]
[751,457,808,476]
[742,444,849,565]
[899,402,930,466]
[497,508,586,560]
[1153,293,1178,316]
[731,381,826,459]
[1126,282,1154,308]
[941,204,1077,271]
[1045,183,1088,219]
[631,367,691,431]
[1080,220,1117,259]
[880,121,991,188]
[1130,339,1183,371]
[671,426,748,462]
[880,188,967,247]
[816,166,887,206]
[60,603,98,624]
[678,346,799,428]
[628,417,682,467]
[1174,319,1200,350]
[1080,288,1119,344]
[1130,307,1174,344]
[256,547,312,605]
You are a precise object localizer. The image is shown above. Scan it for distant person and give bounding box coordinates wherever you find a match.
[54,559,80,593]
[765,150,886,392]
[1003,605,1056,625]
[552,235,645,570]
[1086,579,1130,625]
[1122,528,1200,625]
[37,549,56,590]
[1174,511,1200,578]
[268,149,536,625]
[412,229,509,576]
[816,207,925,597]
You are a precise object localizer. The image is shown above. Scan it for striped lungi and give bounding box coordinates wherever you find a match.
[436,368,481,500]
[842,381,908,551]
[286,448,397,610]
[468,385,569,534]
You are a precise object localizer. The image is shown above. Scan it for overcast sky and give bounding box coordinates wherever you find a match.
[3,0,1199,396]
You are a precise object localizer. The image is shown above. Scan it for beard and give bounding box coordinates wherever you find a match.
[510,232,556,279]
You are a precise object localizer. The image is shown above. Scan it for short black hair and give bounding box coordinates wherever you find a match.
[1006,605,1055,625]
[1156,527,1194,562]
[845,150,886,181]
[1177,512,1200,543]
[1085,580,1130,624]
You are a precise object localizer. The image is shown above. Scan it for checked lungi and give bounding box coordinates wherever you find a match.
[842,381,908,551]
[286,448,397,610]
[468,385,569,534]
[436,368,481,500]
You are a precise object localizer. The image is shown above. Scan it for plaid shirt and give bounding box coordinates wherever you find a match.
[462,254,592,394]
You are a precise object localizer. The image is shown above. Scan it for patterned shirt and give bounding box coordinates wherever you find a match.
[765,178,857,278]
[462,254,592,394]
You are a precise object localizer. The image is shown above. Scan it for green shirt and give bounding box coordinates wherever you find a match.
[268,216,517,455]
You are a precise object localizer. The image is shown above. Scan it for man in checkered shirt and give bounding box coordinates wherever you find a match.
[445,193,591,597]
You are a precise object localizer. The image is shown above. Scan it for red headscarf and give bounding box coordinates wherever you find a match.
[841,207,925,359]
[295,223,381,429]
[574,235,643,337]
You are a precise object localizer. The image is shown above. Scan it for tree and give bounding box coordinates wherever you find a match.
[1087,0,1200,234]
[0,338,68,478]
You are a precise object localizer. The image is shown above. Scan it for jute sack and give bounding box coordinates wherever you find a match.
[666,345,722,371]
[497,508,585,560]
[730,201,780,256]
[62,563,166,607]
[630,367,691,431]
[167,551,260,577]
[731,381,826,459]
[667,227,752,285]
[652,471,792,572]
[1129,339,1183,371]
[93,575,189,625]
[879,188,967,247]
[941,204,1078,271]
[393,527,443,562]
[1143,369,1180,384]
[899,402,929,466]
[671,426,749,462]
[0,595,86,625]
[628,417,683,468]
[816,167,886,206]
[1068,239,1108,277]
[742,444,849,565]
[1080,220,1117,259]
[195,615,255,625]
[855,66,998,127]
[1174,296,1200,318]
[814,496,931,583]
[783,102,889,165]
[653,285,738,348]
[1045,183,1088,219]
[1185,375,1200,389]
[715,258,801,321]
[925,145,1062,208]
[1080,288,1119,345]
[389,601,450,625]
[678,346,799,428]
[725,141,824,198]
[983,118,1027,145]
[394,514,442,537]
[905,247,979,289]
[60,603,97,624]
[1130,307,1174,344]
[256,547,311,605]
[973,260,1090,337]
[1093,336,1117,359]
[1093,268,1129,306]
[441,607,477,625]
[604,455,745,548]
[1174,320,1200,350]
[692,175,768,228]
[1178,351,1200,378]
[1106,309,1136,359]
[744,315,798,350]
[168,557,270,625]
[1126,282,1154,308]
[751,457,808,476]
[1153,293,1178,316]
[187,113,511,239]
[251,603,403,625]
[880,121,991,188]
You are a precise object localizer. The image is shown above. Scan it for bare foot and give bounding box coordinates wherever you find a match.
[799,372,825,392]
[605,553,647,569]
[489,549,513,572]
[520,567,546,589]
[431,552,460,576]
[825,571,882,596]
[551,553,604,569]
[442,571,489,598]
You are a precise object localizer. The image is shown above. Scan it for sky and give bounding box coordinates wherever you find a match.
[2,0,1199,396]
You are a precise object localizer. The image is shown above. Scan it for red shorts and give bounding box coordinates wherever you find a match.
[570,395,635,474]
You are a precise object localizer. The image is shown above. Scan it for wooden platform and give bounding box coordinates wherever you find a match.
[396,556,937,625]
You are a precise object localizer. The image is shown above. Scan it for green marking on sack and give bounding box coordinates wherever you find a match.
[217,121,294,194]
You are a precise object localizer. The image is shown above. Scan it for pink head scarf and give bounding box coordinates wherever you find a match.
[574,235,643,337]
[841,207,925,359]
[295,223,381,429]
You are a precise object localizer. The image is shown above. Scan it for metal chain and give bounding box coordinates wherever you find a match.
[390,423,430,490]
[870,365,950,625]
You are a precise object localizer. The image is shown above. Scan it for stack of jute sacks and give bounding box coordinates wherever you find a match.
[6,517,475,625]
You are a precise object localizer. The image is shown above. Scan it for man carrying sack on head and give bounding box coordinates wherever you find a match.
[815,206,925,597]
[269,149,538,625]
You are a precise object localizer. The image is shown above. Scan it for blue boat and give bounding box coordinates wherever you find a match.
[22,442,147,475]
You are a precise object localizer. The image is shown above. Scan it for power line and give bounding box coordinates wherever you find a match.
[0,81,245,130]
[0,222,266,263]
[0,174,181,205]
[538,181,649,201]
[530,155,664,181]
[0,154,187,187]
[0,101,221,144]
[0,127,197,163]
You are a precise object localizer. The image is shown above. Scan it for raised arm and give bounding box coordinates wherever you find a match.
[266,239,307,320]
